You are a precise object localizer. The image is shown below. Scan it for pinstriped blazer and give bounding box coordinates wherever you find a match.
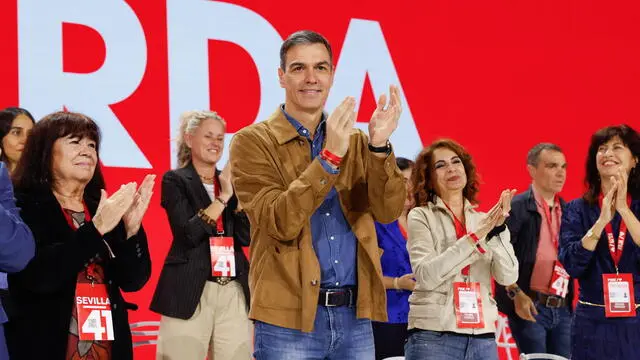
[150,162,250,319]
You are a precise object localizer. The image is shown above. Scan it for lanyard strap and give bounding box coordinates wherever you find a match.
[538,196,560,248]
[598,193,631,269]
[443,201,471,277]
[214,176,224,235]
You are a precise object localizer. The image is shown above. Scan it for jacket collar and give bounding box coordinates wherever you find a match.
[430,194,477,213]
[266,106,301,145]
[525,185,567,212]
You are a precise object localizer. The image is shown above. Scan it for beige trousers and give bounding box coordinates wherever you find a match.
[156,280,252,360]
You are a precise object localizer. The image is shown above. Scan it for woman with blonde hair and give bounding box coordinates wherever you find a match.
[151,110,251,360]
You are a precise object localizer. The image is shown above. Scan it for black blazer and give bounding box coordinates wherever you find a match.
[495,187,572,317]
[150,163,250,319]
[6,187,151,360]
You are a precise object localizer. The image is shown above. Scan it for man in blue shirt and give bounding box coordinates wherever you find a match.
[231,30,406,359]
[0,159,35,359]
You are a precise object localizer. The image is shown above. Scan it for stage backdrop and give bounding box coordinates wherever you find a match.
[2,1,640,359]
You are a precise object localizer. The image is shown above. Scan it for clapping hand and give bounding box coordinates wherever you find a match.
[368,85,402,147]
[123,174,156,239]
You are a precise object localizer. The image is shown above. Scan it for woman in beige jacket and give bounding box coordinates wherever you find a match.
[405,139,519,360]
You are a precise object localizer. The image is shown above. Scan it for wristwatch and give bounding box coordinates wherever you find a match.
[506,285,522,300]
[368,141,392,155]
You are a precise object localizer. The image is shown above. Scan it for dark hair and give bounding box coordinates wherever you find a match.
[13,111,105,199]
[583,124,640,204]
[412,139,480,206]
[280,30,333,71]
[396,157,414,172]
[0,107,36,163]
[527,143,563,166]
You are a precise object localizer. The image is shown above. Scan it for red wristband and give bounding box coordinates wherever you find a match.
[321,149,342,166]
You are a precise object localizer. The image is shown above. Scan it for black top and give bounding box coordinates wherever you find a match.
[6,187,151,360]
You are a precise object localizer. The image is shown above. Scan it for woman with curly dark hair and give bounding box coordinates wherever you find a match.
[405,139,519,360]
[559,124,640,360]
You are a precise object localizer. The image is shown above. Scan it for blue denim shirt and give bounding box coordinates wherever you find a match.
[282,106,357,288]
[375,220,411,323]
[560,198,640,323]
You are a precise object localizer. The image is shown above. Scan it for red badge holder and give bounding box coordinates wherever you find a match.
[75,283,114,340]
[453,282,485,328]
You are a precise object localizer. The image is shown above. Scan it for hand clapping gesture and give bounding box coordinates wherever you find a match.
[123,174,156,239]
[368,85,402,147]
[475,189,517,239]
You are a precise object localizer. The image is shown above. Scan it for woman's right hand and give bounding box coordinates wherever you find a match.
[474,189,514,239]
[93,182,137,235]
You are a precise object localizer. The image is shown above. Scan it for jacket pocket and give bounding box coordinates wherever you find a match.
[254,247,302,310]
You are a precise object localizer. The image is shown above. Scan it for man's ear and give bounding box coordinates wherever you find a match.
[527,164,536,179]
[278,67,285,89]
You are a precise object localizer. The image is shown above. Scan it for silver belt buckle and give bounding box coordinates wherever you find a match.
[324,290,338,307]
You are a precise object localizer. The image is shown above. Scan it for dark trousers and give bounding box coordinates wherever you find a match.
[372,321,407,360]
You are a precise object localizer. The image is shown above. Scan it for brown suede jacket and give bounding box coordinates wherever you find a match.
[230,107,406,332]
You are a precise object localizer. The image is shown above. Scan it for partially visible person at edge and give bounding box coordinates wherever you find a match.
[495,143,572,358]
[230,30,406,359]
[372,156,415,360]
[559,124,640,360]
[152,110,252,360]
[5,111,154,360]
[0,106,36,348]
[0,149,35,359]
[0,107,35,174]
[404,139,519,360]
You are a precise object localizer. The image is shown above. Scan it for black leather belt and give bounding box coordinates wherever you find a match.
[536,292,566,308]
[318,287,356,307]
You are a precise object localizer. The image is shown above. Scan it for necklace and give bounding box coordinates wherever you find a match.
[199,174,215,183]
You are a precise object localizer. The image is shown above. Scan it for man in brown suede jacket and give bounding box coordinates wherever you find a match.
[230,30,406,359]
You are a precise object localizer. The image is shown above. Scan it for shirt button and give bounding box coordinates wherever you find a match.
[311,280,318,286]
[334,260,339,264]
[320,178,327,185]
[302,129,307,134]
[325,213,330,217]
[330,236,335,240]
[335,282,340,286]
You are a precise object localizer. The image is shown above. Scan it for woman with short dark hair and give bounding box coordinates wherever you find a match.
[6,111,154,360]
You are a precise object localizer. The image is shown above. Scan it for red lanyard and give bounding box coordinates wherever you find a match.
[214,176,224,235]
[538,196,560,248]
[599,193,632,269]
[60,203,98,280]
[443,202,471,277]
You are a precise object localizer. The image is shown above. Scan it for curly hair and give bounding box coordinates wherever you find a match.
[411,138,481,207]
[175,110,226,168]
[583,124,640,204]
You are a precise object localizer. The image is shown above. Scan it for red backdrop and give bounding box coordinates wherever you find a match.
[2,1,639,359]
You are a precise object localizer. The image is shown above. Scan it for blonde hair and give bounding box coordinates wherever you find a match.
[176,110,226,168]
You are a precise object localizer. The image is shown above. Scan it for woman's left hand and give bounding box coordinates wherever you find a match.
[123,174,156,239]
[615,168,630,212]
